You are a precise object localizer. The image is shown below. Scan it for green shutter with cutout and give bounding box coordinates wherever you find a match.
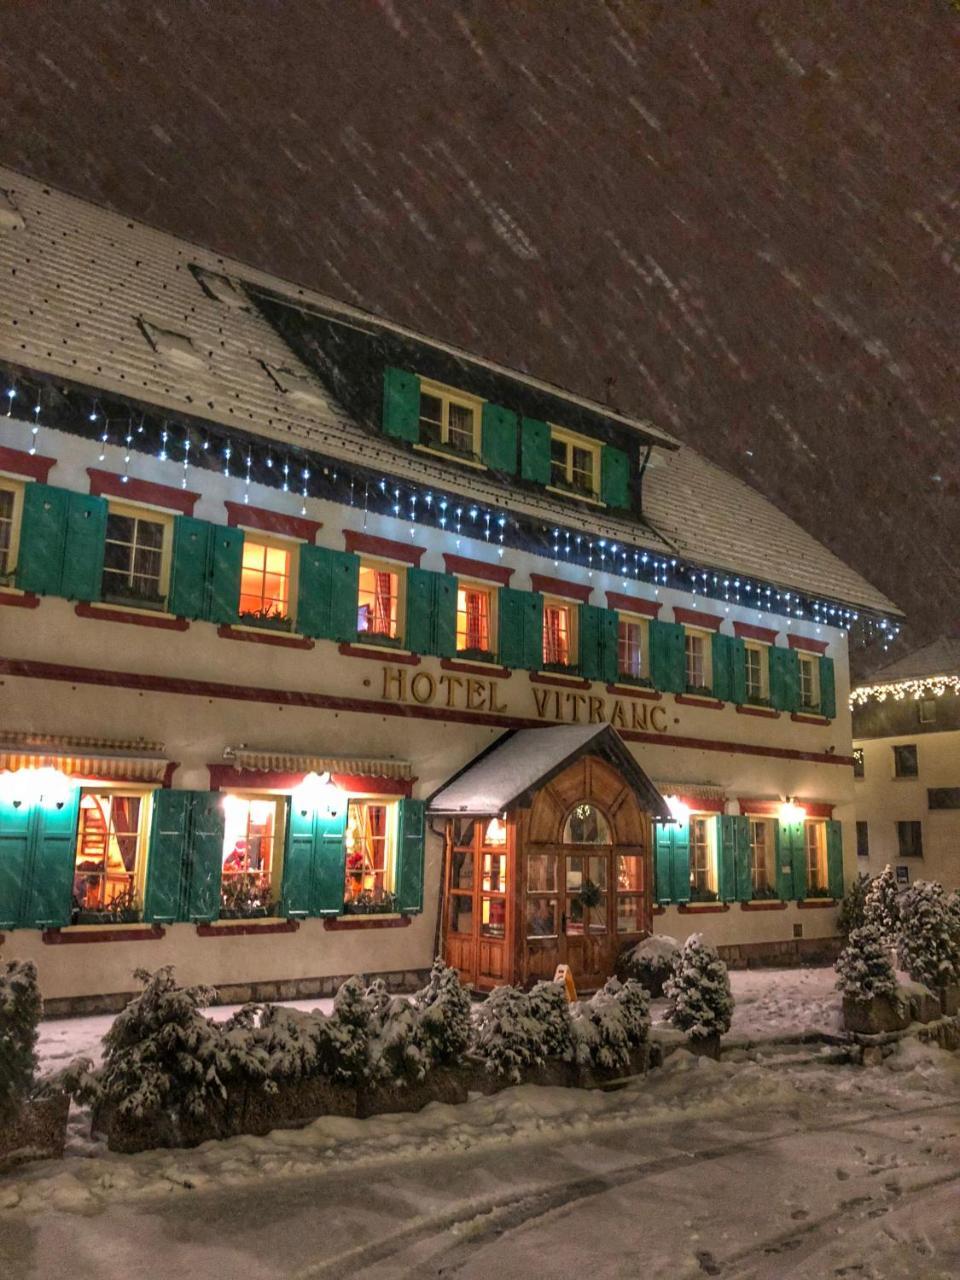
[654,823,673,903]
[15,482,70,597]
[671,821,691,903]
[499,587,542,670]
[281,798,314,919]
[819,656,837,719]
[207,526,243,624]
[169,516,212,620]
[144,789,192,924]
[600,445,630,510]
[711,633,732,702]
[717,816,737,902]
[433,571,458,659]
[769,646,800,712]
[21,787,81,929]
[297,545,360,642]
[649,619,686,694]
[404,567,434,655]
[314,805,349,917]
[0,794,32,929]
[481,403,518,474]
[395,798,425,914]
[183,792,225,923]
[60,493,108,603]
[775,820,805,901]
[731,637,747,705]
[826,819,844,900]
[578,604,617,683]
[733,815,753,901]
[382,367,421,443]
[520,417,551,485]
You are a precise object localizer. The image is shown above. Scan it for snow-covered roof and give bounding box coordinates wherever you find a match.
[427,724,671,818]
[859,636,960,684]
[0,167,899,616]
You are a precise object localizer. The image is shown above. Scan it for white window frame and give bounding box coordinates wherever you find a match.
[617,612,650,681]
[74,785,157,916]
[101,500,175,613]
[221,790,288,909]
[743,640,770,702]
[415,380,484,463]
[547,426,602,502]
[804,820,829,896]
[797,651,820,709]
[747,816,776,898]
[689,814,718,898]
[0,474,25,584]
[237,530,300,632]
[684,627,713,693]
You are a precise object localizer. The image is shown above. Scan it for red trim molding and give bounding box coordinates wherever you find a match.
[797,898,837,909]
[737,704,779,719]
[673,607,723,631]
[733,622,779,644]
[208,766,414,797]
[0,590,40,610]
[441,658,511,679]
[791,712,830,726]
[605,683,661,701]
[224,501,321,543]
[678,903,730,914]
[0,445,56,483]
[788,634,829,655]
[529,671,591,690]
[672,794,726,814]
[443,554,514,586]
[605,592,661,618]
[740,901,788,911]
[196,920,300,938]
[737,798,835,819]
[675,694,724,710]
[530,573,591,603]
[324,914,413,931]
[75,602,189,631]
[43,926,166,944]
[344,530,424,566]
[87,467,199,516]
[218,625,315,651]
[339,642,420,666]
[652,905,666,916]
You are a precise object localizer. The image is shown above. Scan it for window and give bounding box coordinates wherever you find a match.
[345,799,398,907]
[893,744,919,778]
[853,747,865,779]
[918,699,937,726]
[221,794,284,915]
[617,614,649,681]
[456,581,496,658]
[238,536,294,629]
[357,560,402,642]
[418,382,481,458]
[543,597,576,667]
[798,652,820,710]
[684,629,712,693]
[748,818,776,897]
[565,853,607,936]
[616,853,644,933]
[689,815,717,900]
[526,851,558,939]
[856,821,869,858]
[73,790,149,919]
[0,478,24,580]
[101,504,172,609]
[562,803,612,845]
[549,427,601,499]
[804,821,829,896]
[744,642,769,702]
[896,820,923,859]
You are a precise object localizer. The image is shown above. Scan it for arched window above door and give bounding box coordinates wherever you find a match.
[562,802,612,845]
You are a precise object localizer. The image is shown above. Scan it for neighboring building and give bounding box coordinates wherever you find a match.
[0,170,900,1012]
[852,638,960,892]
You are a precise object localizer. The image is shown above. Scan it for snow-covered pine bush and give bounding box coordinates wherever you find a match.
[838,872,871,939]
[897,881,960,990]
[473,985,547,1082]
[611,978,651,1048]
[835,924,898,1001]
[571,978,649,1073]
[97,967,266,1125]
[615,934,679,996]
[226,1003,323,1087]
[371,991,429,1084]
[527,980,575,1061]
[414,959,473,1067]
[317,975,381,1086]
[664,934,734,1042]
[0,958,42,1119]
[863,865,901,944]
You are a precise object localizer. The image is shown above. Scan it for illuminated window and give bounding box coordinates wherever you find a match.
[526,851,558,939]
[565,854,607,936]
[804,821,829,895]
[221,793,284,915]
[798,652,820,709]
[684,630,712,693]
[73,791,148,917]
[549,427,601,498]
[748,818,776,897]
[562,803,612,845]
[543,597,576,667]
[0,479,24,579]
[102,504,171,609]
[689,815,717,899]
[744,642,768,701]
[345,799,398,906]
[418,382,481,457]
[238,537,293,627]
[456,582,495,657]
[617,614,648,680]
[357,561,402,641]
[616,854,644,933]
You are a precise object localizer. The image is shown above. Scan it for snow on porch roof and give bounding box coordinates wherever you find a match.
[427,724,671,819]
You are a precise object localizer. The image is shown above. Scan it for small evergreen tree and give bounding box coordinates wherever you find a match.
[838,872,871,939]
[528,980,575,1061]
[415,959,473,1066]
[898,881,960,989]
[0,958,43,1120]
[571,978,650,1073]
[835,924,898,1001]
[863,865,901,943]
[473,986,547,1082]
[664,934,734,1041]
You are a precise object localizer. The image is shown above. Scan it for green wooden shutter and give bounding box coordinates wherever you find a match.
[281,798,314,919]
[578,604,617,683]
[775,820,805,901]
[169,516,212,620]
[207,526,243,624]
[183,792,225,923]
[404,567,434,655]
[731,637,747,705]
[433,571,458,659]
[520,417,551,485]
[144,789,191,923]
[382,367,421,443]
[649,619,686,694]
[654,823,672,903]
[0,796,34,929]
[297,545,359,642]
[732,815,752,901]
[711,633,732,702]
[15,482,70,596]
[480,403,518,474]
[671,821,691,903]
[60,493,108,602]
[22,787,81,928]
[600,445,630,510]
[826,819,844,900]
[499,588,542,670]
[819,657,837,719]
[395,798,425,914]
[769,647,800,712]
[717,815,737,902]
[792,822,808,899]
[313,806,349,917]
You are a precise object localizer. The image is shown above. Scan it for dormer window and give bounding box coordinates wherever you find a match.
[137,318,206,372]
[548,427,601,500]
[418,382,482,459]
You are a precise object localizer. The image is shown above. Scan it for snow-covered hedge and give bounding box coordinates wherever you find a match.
[572,978,650,1074]
[0,958,42,1119]
[835,924,898,1002]
[615,934,679,996]
[664,934,733,1041]
[897,881,960,989]
[473,985,549,1082]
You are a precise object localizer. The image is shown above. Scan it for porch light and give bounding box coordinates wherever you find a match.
[0,766,72,809]
[665,795,690,825]
[779,799,807,824]
[293,770,345,820]
[484,816,507,846]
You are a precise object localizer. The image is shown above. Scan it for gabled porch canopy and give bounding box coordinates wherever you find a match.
[427,723,672,820]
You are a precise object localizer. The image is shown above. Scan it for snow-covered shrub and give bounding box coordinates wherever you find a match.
[317,975,382,1086]
[898,881,960,989]
[664,934,734,1041]
[414,959,473,1066]
[0,958,42,1119]
[838,872,871,939]
[371,992,429,1083]
[835,924,898,1001]
[611,978,651,1048]
[615,934,679,996]
[473,985,547,1082]
[528,980,575,1061]
[863,865,901,944]
[571,978,649,1073]
[228,1004,323,1087]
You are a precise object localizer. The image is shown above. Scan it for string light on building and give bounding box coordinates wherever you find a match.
[850,674,960,708]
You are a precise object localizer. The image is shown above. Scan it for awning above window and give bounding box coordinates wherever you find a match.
[0,733,170,783]
[654,782,728,807]
[223,749,413,781]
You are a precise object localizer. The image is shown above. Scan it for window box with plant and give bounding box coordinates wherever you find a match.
[237,607,293,633]
[101,581,168,612]
[72,885,142,926]
[219,872,276,920]
[238,537,296,633]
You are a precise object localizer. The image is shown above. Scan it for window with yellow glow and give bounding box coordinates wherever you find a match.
[804,821,829,896]
[357,561,401,641]
[617,614,648,680]
[345,799,397,905]
[684,629,712,693]
[798,653,820,709]
[543,598,575,667]
[221,793,283,915]
[0,479,24,579]
[549,428,600,498]
[73,791,148,917]
[748,817,776,897]
[689,815,717,899]
[239,538,292,626]
[419,383,481,457]
[456,583,494,657]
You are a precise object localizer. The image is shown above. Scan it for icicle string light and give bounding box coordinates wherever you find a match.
[849,674,960,708]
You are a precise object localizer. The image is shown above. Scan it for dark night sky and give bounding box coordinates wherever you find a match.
[1,1,957,673]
